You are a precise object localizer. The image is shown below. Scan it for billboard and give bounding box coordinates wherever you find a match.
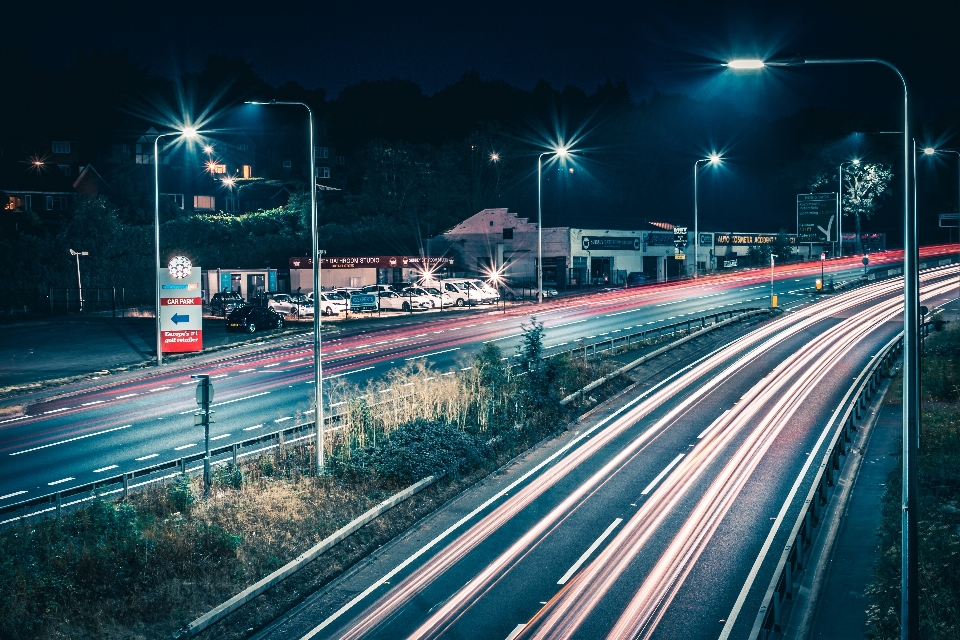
[797,193,838,243]
[160,257,202,353]
[580,236,642,251]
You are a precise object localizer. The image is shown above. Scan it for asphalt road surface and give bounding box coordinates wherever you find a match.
[0,248,953,515]
[251,261,958,640]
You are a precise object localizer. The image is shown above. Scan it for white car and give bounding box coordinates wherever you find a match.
[404,286,452,308]
[377,290,431,311]
[267,293,314,316]
[316,292,349,316]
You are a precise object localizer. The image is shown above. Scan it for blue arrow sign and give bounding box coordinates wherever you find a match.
[171,313,190,324]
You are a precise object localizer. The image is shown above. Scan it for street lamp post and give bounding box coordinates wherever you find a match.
[69,249,88,312]
[694,154,722,279]
[922,147,960,290]
[837,158,860,257]
[537,146,570,304]
[726,56,918,638]
[246,100,325,473]
[154,128,199,366]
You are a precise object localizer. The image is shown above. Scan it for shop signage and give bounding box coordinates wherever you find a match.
[288,256,455,269]
[580,236,641,251]
[160,257,202,353]
[715,233,798,245]
[673,226,688,250]
[645,232,676,247]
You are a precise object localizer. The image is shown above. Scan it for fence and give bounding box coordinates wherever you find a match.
[46,287,154,315]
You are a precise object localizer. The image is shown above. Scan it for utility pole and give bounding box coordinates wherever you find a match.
[192,374,215,494]
[69,249,88,312]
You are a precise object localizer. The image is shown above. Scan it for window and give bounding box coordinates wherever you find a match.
[58,164,71,176]
[282,159,292,170]
[46,196,68,210]
[241,164,252,179]
[51,141,70,154]
[122,144,131,155]
[207,162,226,174]
[4,196,23,211]
[24,195,31,211]
[236,143,248,151]
[336,155,345,165]
[225,196,239,212]
[167,194,184,209]
[503,228,514,240]
[194,195,215,210]
[316,166,330,179]
[135,143,142,154]
[315,146,329,159]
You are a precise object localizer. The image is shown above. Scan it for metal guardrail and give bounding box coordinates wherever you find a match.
[747,318,943,638]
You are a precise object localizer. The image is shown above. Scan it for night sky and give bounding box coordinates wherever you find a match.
[10,0,960,116]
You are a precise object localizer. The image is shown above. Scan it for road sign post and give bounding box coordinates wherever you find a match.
[673,226,688,268]
[798,194,839,257]
[192,374,214,494]
[862,254,869,278]
[160,257,203,354]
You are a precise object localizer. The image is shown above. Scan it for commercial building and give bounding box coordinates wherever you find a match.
[286,256,454,292]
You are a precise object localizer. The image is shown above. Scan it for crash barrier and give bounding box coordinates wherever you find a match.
[747,320,937,638]
[559,308,772,406]
[168,474,438,640]
[0,305,770,525]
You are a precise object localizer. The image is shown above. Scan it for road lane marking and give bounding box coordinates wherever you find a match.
[325,367,375,380]
[10,424,133,456]
[80,400,105,406]
[0,491,27,501]
[640,454,685,495]
[136,454,159,461]
[243,424,264,431]
[484,333,521,343]
[698,410,731,439]
[48,477,74,486]
[605,310,633,316]
[174,443,196,450]
[150,386,172,392]
[93,465,119,473]
[43,408,69,414]
[177,391,271,415]
[116,394,138,399]
[263,363,280,368]
[0,416,29,425]
[275,417,293,423]
[210,433,231,440]
[552,319,587,328]
[505,624,526,640]
[239,368,256,372]
[211,374,229,379]
[406,348,460,361]
[557,518,623,585]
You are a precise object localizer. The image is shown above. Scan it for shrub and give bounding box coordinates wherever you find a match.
[213,464,244,490]
[167,473,195,512]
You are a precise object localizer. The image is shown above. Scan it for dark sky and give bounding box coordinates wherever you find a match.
[10,0,960,118]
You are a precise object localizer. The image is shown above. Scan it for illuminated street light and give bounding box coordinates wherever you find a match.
[725,55,920,638]
[245,99,325,474]
[153,127,200,367]
[490,152,500,162]
[203,145,214,154]
[694,153,722,278]
[537,145,572,304]
[920,146,960,288]
[222,176,236,188]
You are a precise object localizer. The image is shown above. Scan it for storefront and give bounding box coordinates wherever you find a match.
[287,256,454,293]
[201,268,279,302]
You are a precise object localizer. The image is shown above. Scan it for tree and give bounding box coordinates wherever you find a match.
[842,163,893,253]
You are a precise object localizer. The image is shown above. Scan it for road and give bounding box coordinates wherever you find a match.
[250,261,957,640]
[0,247,953,513]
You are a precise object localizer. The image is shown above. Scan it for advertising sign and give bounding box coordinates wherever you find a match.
[673,226,688,249]
[715,233,797,246]
[288,256,455,270]
[580,236,642,251]
[645,232,676,247]
[797,193,838,242]
[160,257,202,353]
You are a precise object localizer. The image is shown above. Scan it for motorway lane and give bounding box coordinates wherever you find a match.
[280,266,958,640]
[0,247,954,508]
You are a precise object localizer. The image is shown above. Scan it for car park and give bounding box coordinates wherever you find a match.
[225,306,285,333]
[210,291,246,316]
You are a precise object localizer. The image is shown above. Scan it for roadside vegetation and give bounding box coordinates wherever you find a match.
[867,320,960,639]
[0,318,636,640]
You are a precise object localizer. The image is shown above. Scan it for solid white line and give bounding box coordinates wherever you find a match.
[640,454,685,495]
[93,465,119,473]
[210,433,231,440]
[0,491,27,500]
[136,454,159,461]
[174,443,196,450]
[505,624,527,640]
[48,477,74,486]
[698,409,731,439]
[557,518,623,585]
[9,424,133,456]
[405,347,460,361]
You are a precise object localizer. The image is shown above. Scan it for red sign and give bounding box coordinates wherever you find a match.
[288,256,455,269]
[161,297,203,305]
[162,330,203,353]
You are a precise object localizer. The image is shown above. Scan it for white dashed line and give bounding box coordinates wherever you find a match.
[210,433,232,440]
[80,400,105,406]
[48,477,75,486]
[243,424,264,431]
[116,394,138,399]
[174,443,197,450]
[0,491,27,501]
[10,424,133,456]
[93,465,119,473]
[136,454,159,461]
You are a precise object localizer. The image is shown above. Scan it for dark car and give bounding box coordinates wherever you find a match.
[225,306,284,333]
[211,292,246,316]
[626,272,648,287]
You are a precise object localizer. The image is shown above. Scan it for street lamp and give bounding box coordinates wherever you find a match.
[154,127,200,367]
[246,99,325,474]
[725,56,920,638]
[69,249,88,312]
[837,158,860,257]
[920,146,960,296]
[694,153,722,279]
[538,145,571,304]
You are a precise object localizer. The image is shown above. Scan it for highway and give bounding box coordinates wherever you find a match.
[251,261,956,640]
[0,247,954,514]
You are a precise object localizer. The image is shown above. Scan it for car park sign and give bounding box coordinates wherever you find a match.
[160,257,203,353]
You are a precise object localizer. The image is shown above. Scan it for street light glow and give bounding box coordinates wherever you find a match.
[182,127,198,138]
[708,153,722,164]
[852,158,861,165]
[204,145,214,154]
[924,147,936,155]
[725,59,765,69]
[555,145,570,158]
[489,152,500,162]
[222,177,235,188]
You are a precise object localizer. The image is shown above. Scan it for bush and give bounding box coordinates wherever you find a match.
[213,464,244,490]
[167,473,195,512]
[356,418,489,485]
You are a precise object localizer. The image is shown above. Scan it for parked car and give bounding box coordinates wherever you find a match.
[377,290,431,311]
[210,291,246,316]
[266,293,313,316]
[626,272,648,287]
[419,279,482,306]
[404,286,453,308]
[316,291,349,316]
[225,306,285,333]
[446,278,497,304]
[360,284,395,296]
